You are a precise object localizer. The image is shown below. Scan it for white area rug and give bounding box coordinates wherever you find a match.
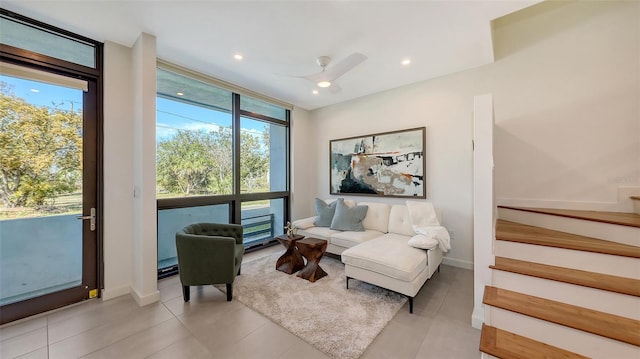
[219,253,407,359]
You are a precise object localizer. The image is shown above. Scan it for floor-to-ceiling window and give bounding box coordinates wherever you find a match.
[156,62,290,277]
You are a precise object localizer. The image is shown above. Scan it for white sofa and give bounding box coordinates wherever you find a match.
[292,199,444,313]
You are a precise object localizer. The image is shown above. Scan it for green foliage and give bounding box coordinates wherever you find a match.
[0,82,82,208]
[240,130,269,193]
[157,128,232,195]
[156,126,270,196]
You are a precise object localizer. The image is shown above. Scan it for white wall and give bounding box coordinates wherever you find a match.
[309,71,485,268]
[102,41,134,300]
[130,33,159,306]
[102,34,159,305]
[492,0,640,211]
[472,93,495,329]
[291,107,317,220]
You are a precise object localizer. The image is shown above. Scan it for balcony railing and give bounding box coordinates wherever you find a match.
[157,205,280,277]
[242,213,275,248]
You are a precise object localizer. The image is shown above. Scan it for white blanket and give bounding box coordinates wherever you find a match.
[406,200,451,252]
[413,225,451,252]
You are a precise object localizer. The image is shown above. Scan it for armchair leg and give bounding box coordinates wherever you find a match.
[226,283,233,301]
[182,286,190,302]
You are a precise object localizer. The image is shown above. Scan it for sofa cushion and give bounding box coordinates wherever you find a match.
[297,226,341,241]
[292,216,315,230]
[387,205,415,236]
[314,198,339,227]
[341,233,427,282]
[330,200,368,231]
[330,229,384,249]
[359,202,391,233]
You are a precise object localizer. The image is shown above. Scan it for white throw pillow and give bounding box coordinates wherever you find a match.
[408,234,439,250]
[406,200,440,228]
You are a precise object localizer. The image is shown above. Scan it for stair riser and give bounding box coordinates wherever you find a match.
[494,241,640,279]
[492,271,640,320]
[498,207,640,247]
[485,307,639,358]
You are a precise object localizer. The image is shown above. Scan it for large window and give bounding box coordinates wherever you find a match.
[156,67,233,197]
[156,63,291,276]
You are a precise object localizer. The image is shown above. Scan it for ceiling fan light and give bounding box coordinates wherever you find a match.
[317,81,331,88]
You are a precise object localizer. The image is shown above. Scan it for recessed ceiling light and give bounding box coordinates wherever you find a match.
[30,89,39,93]
[401,59,411,66]
[312,90,319,95]
[317,81,331,88]
[234,54,243,61]
[176,92,184,96]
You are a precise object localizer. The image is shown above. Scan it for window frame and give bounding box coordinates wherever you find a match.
[0,8,104,322]
[156,66,291,278]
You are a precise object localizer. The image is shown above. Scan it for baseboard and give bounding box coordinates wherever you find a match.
[101,285,130,301]
[472,306,485,330]
[130,286,160,306]
[442,257,473,270]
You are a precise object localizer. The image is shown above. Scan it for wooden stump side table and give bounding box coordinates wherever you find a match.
[275,234,305,274]
[296,238,328,282]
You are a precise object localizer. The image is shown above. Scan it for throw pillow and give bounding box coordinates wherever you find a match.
[407,234,439,250]
[406,200,440,228]
[314,198,339,227]
[330,200,368,231]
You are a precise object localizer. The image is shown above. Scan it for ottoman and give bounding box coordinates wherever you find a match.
[341,233,434,313]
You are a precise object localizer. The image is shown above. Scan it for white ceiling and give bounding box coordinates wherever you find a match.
[2,1,539,110]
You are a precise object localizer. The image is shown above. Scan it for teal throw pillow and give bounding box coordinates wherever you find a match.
[330,200,368,231]
[314,198,339,227]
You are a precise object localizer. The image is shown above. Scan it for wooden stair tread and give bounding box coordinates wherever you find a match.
[491,257,640,297]
[480,324,588,359]
[483,286,640,346]
[499,206,640,228]
[496,219,640,258]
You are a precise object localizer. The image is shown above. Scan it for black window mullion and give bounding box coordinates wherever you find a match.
[238,109,288,126]
[232,93,242,224]
[286,109,291,223]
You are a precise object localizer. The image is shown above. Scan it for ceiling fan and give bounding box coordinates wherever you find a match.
[299,53,367,93]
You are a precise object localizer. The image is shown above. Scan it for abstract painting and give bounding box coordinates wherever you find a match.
[330,127,426,198]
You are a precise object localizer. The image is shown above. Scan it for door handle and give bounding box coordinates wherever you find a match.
[77,207,96,231]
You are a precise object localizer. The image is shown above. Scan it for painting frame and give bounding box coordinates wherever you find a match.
[330,127,426,198]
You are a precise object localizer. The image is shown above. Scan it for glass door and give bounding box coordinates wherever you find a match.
[0,66,98,324]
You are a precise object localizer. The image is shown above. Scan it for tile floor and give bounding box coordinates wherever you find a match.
[0,246,481,359]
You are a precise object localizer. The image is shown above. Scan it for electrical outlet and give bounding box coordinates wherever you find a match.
[449,230,455,240]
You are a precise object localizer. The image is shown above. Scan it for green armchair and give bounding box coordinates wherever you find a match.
[175,223,244,302]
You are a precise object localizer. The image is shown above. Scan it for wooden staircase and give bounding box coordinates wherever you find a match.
[480,206,640,359]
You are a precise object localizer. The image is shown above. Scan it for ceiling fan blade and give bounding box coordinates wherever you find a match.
[306,52,367,82]
[324,52,367,81]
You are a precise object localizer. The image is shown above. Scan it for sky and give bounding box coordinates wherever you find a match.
[1,74,267,143]
[0,74,82,111]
